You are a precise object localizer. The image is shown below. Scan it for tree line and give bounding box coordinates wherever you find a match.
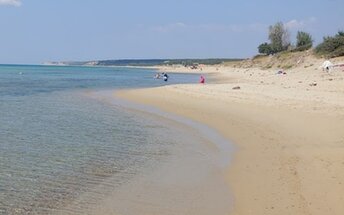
[258,22,344,58]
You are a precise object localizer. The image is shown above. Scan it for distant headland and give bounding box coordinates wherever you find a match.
[43,59,243,67]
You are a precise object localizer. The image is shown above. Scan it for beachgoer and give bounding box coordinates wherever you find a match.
[199,75,205,84]
[163,73,169,82]
[154,73,161,79]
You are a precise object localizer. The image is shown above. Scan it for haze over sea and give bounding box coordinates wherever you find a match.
[0,65,225,214]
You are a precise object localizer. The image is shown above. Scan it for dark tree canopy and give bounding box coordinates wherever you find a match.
[315,31,344,57]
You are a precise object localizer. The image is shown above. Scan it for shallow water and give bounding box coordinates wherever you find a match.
[0,65,232,214]
[81,91,233,215]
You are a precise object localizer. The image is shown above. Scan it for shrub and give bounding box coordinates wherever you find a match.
[315,31,344,57]
[294,31,313,51]
[258,42,273,55]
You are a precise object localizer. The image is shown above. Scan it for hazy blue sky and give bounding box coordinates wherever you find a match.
[0,0,343,64]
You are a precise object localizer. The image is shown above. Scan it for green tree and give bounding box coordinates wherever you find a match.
[268,22,290,53]
[258,42,273,55]
[293,31,313,51]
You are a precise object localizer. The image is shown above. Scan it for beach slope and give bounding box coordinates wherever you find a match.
[117,59,344,215]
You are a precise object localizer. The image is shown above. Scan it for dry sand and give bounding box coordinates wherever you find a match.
[117,55,344,215]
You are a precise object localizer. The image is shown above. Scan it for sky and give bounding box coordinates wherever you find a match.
[0,0,343,64]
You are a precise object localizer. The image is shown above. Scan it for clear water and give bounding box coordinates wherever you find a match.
[0,65,202,214]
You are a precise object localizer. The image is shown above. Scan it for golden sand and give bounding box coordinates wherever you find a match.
[117,55,344,215]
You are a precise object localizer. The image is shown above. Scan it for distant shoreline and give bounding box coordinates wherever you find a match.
[42,58,244,67]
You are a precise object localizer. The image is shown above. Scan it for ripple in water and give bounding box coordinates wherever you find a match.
[0,91,185,214]
[0,65,201,214]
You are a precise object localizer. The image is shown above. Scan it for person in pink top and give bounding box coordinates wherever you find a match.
[199,75,205,84]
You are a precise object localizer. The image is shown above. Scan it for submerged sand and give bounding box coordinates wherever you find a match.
[117,56,344,215]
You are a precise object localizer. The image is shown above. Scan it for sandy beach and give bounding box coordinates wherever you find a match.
[117,54,344,215]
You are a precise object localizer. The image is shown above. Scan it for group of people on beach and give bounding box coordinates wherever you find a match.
[154,72,206,84]
[154,72,169,81]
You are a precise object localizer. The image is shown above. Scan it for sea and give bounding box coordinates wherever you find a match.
[0,65,232,215]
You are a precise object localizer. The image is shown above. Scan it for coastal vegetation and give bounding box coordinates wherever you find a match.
[258,22,344,58]
[292,31,313,52]
[315,31,344,57]
[268,22,291,53]
[258,22,313,55]
[258,22,290,55]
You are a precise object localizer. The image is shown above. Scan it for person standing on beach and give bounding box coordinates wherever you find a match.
[199,75,205,84]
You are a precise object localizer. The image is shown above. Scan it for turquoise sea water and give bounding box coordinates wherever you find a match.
[0,65,203,214]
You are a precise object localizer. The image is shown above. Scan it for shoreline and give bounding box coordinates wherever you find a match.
[81,90,233,215]
[117,61,344,214]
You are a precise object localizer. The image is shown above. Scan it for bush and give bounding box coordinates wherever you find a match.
[258,42,273,55]
[296,31,313,51]
[315,31,344,57]
[291,43,312,52]
[329,45,344,58]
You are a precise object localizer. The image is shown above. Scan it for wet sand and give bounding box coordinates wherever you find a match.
[68,90,233,215]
